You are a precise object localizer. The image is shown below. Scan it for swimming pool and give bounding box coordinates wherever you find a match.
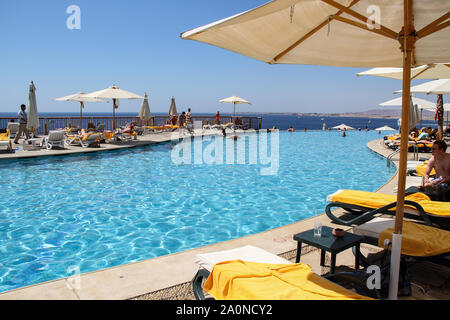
[0,131,395,292]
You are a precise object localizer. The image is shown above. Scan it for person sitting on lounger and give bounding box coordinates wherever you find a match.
[419,140,450,200]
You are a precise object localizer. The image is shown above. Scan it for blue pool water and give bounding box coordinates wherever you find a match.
[0,131,395,292]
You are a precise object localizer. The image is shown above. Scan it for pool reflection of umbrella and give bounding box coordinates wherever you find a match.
[84,85,145,130]
[27,81,40,137]
[138,93,152,126]
[181,0,450,299]
[219,96,251,116]
[55,91,107,127]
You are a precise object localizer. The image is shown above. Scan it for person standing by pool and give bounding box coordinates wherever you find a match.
[14,104,30,144]
[215,111,221,125]
[186,108,194,134]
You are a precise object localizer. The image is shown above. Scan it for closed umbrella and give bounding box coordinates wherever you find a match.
[219,95,251,116]
[181,0,450,299]
[54,91,107,127]
[138,93,152,126]
[169,97,177,117]
[27,81,40,137]
[84,85,145,130]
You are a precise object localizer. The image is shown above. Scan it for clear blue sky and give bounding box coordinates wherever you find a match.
[0,0,432,114]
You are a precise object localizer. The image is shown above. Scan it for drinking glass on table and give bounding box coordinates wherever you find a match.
[314,210,322,238]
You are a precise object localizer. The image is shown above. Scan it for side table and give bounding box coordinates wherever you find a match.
[293,226,363,274]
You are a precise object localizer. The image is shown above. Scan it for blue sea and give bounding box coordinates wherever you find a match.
[0,112,439,131]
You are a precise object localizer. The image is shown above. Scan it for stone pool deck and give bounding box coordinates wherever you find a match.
[0,132,448,300]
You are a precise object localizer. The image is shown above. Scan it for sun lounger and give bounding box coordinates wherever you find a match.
[0,129,13,152]
[192,245,378,300]
[325,189,450,230]
[348,218,450,297]
[66,132,103,148]
[43,130,66,150]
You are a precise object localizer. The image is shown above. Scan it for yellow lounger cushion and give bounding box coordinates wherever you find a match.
[416,161,435,177]
[204,260,371,300]
[0,131,9,141]
[331,190,450,217]
[379,221,450,257]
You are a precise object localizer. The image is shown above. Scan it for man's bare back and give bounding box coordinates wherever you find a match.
[420,141,450,189]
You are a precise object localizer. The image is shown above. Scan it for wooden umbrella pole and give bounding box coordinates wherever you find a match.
[80,102,83,128]
[113,98,116,130]
[394,0,415,235]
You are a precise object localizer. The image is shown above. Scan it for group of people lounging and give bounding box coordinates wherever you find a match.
[384,126,440,152]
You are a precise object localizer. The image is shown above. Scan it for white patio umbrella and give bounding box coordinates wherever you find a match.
[332,124,355,131]
[379,96,436,110]
[398,79,450,137]
[138,93,152,126]
[27,81,40,136]
[376,125,396,131]
[380,96,433,128]
[181,0,450,299]
[219,96,251,116]
[357,63,450,80]
[401,79,450,95]
[54,91,107,126]
[168,97,177,117]
[84,85,145,130]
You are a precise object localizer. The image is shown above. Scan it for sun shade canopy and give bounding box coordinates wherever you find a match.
[181,0,450,68]
[84,86,145,99]
[400,79,450,95]
[357,63,450,80]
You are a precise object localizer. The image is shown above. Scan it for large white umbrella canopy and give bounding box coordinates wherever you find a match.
[219,95,251,116]
[138,93,152,124]
[380,96,436,110]
[376,125,396,131]
[401,78,450,95]
[181,0,450,299]
[357,63,450,80]
[84,85,145,129]
[397,79,450,134]
[168,97,177,117]
[27,81,40,133]
[54,91,107,126]
[332,124,354,130]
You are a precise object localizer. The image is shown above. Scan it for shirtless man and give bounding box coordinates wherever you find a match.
[419,140,450,190]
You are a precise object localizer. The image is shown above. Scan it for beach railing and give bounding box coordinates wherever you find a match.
[0,115,262,134]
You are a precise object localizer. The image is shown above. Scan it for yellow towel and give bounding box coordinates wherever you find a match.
[379,221,450,256]
[204,260,372,300]
[0,129,9,141]
[332,190,450,217]
[416,162,435,177]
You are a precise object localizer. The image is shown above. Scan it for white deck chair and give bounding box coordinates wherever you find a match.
[43,130,66,150]
[0,129,13,152]
[7,122,19,139]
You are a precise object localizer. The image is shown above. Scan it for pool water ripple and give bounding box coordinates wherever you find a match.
[0,131,395,292]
